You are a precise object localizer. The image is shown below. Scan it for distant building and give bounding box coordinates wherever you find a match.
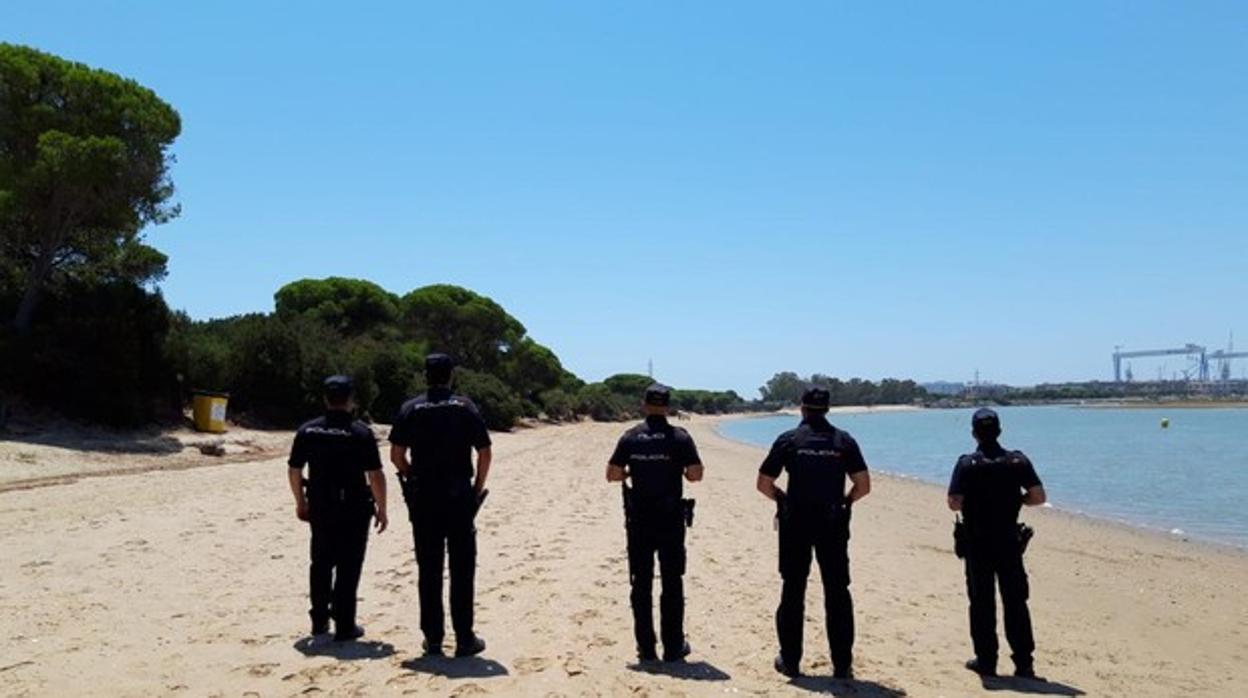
[921,381,968,396]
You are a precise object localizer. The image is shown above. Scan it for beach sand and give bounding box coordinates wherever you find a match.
[1,415,1245,697]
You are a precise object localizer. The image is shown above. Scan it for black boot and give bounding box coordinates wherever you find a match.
[774,654,800,677]
[965,658,997,677]
[662,639,691,662]
[333,624,365,642]
[455,635,486,657]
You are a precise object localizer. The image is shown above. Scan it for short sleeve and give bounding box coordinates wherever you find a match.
[467,407,491,449]
[758,433,791,478]
[288,430,308,469]
[609,435,630,467]
[678,432,702,468]
[360,428,383,472]
[1016,454,1042,490]
[388,405,413,447]
[843,436,868,474]
[947,457,966,496]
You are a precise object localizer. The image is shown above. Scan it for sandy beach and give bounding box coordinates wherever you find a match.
[2,415,1246,697]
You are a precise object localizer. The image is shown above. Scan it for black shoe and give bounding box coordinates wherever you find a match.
[965,658,997,677]
[833,666,854,680]
[333,624,365,642]
[774,654,800,678]
[422,639,444,657]
[637,646,658,662]
[662,640,692,662]
[455,636,486,657]
[1014,665,1039,680]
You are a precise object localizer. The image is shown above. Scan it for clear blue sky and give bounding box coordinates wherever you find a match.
[9,2,1247,394]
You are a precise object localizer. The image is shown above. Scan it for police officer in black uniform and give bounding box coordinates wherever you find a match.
[287,375,388,641]
[757,387,871,679]
[948,408,1046,679]
[607,384,703,663]
[389,354,492,658]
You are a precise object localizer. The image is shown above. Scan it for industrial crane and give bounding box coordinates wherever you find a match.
[1112,344,1207,383]
[1208,350,1248,381]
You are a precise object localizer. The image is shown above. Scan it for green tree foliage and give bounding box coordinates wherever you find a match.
[352,341,425,422]
[175,314,342,425]
[760,372,928,406]
[499,337,570,404]
[402,285,524,370]
[759,371,806,404]
[672,389,745,414]
[454,369,524,431]
[169,280,586,430]
[603,373,654,399]
[0,44,181,335]
[577,383,632,422]
[0,280,177,425]
[537,388,578,421]
[274,277,400,336]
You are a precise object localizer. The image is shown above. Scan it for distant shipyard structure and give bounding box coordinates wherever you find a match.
[1112,335,1247,384]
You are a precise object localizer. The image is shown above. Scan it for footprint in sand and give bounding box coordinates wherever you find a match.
[514,656,553,674]
[587,634,617,648]
[238,662,280,677]
[570,609,600,625]
[563,655,586,676]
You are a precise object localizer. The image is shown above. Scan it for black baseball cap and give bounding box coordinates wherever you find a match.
[323,375,354,400]
[972,408,1001,433]
[425,353,455,372]
[644,383,672,407]
[801,386,831,409]
[968,407,998,429]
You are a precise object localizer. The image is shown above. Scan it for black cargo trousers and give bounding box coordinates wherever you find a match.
[776,505,854,672]
[406,485,478,647]
[964,536,1034,671]
[308,499,373,631]
[626,505,687,657]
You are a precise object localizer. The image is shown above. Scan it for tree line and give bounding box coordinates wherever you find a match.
[759,371,928,407]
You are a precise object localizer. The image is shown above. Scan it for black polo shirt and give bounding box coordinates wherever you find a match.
[759,416,868,512]
[288,411,383,509]
[948,444,1042,536]
[389,387,491,495]
[610,416,701,510]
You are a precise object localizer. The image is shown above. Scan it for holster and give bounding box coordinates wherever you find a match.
[1018,522,1035,556]
[953,516,968,559]
[621,484,634,528]
[398,473,416,505]
[682,498,696,528]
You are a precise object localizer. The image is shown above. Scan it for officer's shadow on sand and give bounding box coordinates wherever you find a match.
[627,659,731,681]
[981,675,1085,696]
[788,676,907,697]
[400,655,510,679]
[292,637,397,660]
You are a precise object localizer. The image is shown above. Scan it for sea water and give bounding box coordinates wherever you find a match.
[718,406,1248,548]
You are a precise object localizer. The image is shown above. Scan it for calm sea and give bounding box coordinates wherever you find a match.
[718,406,1248,548]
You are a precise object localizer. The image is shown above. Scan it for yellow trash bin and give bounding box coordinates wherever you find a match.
[192,391,230,433]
